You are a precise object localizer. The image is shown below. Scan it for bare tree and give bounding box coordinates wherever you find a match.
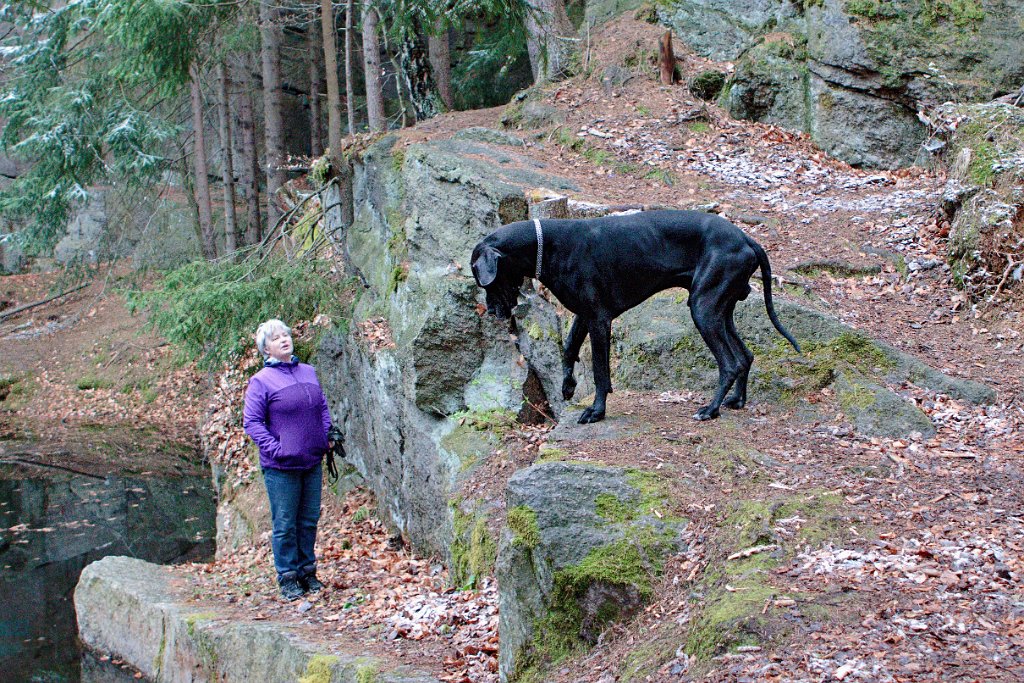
[321,0,344,153]
[189,62,216,259]
[259,0,288,230]
[309,6,325,158]
[345,0,357,136]
[234,54,262,246]
[362,1,386,132]
[428,18,453,111]
[524,0,577,83]
[216,62,238,255]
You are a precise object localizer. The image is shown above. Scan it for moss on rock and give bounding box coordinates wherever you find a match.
[450,501,497,589]
[507,505,540,549]
[299,655,339,683]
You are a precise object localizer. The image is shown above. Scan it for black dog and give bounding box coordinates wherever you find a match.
[471,210,800,423]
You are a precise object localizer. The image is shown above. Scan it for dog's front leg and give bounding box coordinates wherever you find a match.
[562,315,589,400]
[579,319,611,424]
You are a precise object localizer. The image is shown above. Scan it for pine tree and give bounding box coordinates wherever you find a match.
[0,0,223,253]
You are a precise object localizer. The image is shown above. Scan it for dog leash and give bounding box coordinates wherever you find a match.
[533,218,543,280]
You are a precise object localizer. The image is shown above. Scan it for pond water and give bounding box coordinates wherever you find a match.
[0,452,215,683]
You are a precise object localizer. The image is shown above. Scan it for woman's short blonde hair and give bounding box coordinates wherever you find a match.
[255,319,291,356]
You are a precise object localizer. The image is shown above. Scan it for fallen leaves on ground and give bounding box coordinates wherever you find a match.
[183,488,499,682]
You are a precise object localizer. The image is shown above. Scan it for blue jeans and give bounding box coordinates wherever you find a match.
[262,463,322,583]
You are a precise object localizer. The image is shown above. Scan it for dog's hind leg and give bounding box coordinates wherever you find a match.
[562,315,589,400]
[722,299,753,409]
[690,294,742,421]
[579,318,612,424]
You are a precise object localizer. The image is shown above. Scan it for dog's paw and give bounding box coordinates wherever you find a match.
[578,406,605,424]
[723,396,746,410]
[692,405,720,421]
[561,378,577,401]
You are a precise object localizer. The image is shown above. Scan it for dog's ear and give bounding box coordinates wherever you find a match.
[472,245,501,287]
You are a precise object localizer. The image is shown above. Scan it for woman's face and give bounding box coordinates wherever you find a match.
[265,329,293,361]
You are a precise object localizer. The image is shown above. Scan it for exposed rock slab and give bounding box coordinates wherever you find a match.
[75,556,437,683]
[613,293,993,438]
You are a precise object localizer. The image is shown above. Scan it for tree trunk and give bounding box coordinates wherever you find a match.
[362,2,386,132]
[345,0,357,137]
[259,0,287,231]
[235,55,262,246]
[320,0,344,155]
[309,8,325,158]
[427,19,453,111]
[524,0,577,83]
[216,62,238,255]
[189,63,216,259]
[398,33,441,121]
[658,31,675,86]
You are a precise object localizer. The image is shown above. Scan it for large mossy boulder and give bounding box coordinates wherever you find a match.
[658,0,1024,167]
[938,103,1024,297]
[613,293,993,437]
[497,462,686,682]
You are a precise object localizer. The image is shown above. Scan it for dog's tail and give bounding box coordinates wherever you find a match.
[747,236,801,353]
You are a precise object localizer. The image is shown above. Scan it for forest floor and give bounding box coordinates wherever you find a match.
[2,12,1022,683]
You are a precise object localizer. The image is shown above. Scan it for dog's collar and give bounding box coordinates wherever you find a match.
[533,218,543,280]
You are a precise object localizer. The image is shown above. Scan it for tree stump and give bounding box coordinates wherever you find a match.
[658,31,675,85]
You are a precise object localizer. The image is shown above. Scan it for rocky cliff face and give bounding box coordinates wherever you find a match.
[658,0,1024,168]
[316,133,581,560]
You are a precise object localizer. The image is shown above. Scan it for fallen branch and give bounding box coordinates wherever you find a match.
[993,252,1021,296]
[727,544,778,561]
[0,282,89,322]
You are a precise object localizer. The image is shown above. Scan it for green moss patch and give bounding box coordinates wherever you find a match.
[516,527,678,681]
[507,505,540,550]
[354,659,380,683]
[844,0,990,93]
[183,612,216,637]
[299,655,339,683]
[684,491,857,661]
[942,104,1024,296]
[754,331,894,403]
[689,71,726,100]
[594,469,682,526]
[443,408,516,471]
[450,502,497,589]
[452,407,518,435]
[550,126,645,178]
[536,446,568,462]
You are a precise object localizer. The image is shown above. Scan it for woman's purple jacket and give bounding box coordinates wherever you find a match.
[243,358,332,471]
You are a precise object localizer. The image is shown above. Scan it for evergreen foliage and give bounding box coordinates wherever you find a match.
[0,1,225,253]
[376,0,532,110]
[125,257,350,369]
[0,0,534,256]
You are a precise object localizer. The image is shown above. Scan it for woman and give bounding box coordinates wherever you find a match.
[243,319,332,601]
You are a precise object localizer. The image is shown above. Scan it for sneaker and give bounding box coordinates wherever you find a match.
[279,575,305,601]
[301,573,325,594]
